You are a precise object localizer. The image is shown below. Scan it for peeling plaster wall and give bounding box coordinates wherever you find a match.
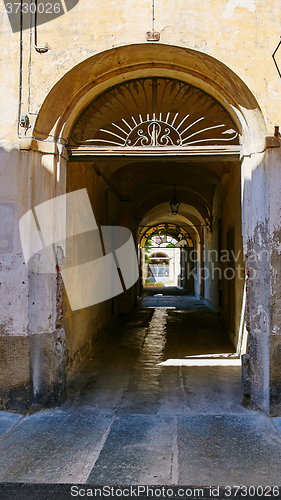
[0,149,30,337]
[268,149,281,335]
[242,147,281,415]
[0,144,67,410]
[266,148,281,414]
[0,148,31,410]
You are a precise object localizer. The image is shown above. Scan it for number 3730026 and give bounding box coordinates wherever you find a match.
[224,486,280,497]
[5,3,61,14]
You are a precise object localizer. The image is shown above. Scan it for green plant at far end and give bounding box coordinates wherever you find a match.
[145,238,153,263]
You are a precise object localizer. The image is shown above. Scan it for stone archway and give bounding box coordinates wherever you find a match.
[33,44,266,150]
[26,43,280,416]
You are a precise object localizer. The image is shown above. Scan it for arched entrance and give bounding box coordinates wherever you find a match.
[64,73,243,348]
[139,224,194,290]
[30,44,274,414]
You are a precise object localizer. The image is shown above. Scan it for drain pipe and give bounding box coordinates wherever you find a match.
[17,0,24,137]
[18,0,49,137]
[17,0,30,136]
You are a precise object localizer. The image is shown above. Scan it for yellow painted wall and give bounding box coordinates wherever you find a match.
[1,0,281,146]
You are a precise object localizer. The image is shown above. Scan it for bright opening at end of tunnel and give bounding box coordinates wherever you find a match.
[145,306,176,309]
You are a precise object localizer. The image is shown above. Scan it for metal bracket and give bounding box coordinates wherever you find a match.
[266,125,280,148]
[20,114,30,130]
[146,31,160,41]
[205,216,213,233]
[266,136,280,148]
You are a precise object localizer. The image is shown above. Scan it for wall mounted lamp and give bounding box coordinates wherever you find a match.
[169,184,180,215]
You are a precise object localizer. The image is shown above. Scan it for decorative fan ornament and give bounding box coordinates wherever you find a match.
[71,78,239,148]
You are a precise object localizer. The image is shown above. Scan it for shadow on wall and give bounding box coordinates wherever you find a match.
[0,145,62,411]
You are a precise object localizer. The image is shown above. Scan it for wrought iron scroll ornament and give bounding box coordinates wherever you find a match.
[71,78,239,148]
[123,116,237,147]
[127,118,178,147]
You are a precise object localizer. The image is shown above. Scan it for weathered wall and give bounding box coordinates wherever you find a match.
[202,163,244,349]
[0,147,31,410]
[243,146,281,415]
[1,0,280,144]
[1,0,281,413]
[64,161,121,373]
[192,233,201,299]
[204,186,222,313]
[0,145,67,410]
[222,162,244,347]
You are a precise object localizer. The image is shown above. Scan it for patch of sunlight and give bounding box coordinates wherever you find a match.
[158,358,241,366]
[185,353,236,358]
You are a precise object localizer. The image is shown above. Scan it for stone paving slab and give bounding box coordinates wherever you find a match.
[1,301,281,485]
[177,414,281,485]
[270,417,281,435]
[2,411,281,484]
[87,415,175,485]
[0,412,114,483]
[0,411,23,438]
[178,366,249,414]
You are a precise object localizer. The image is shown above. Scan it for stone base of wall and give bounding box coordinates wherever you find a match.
[0,330,66,413]
[0,335,30,412]
[249,331,281,416]
[29,329,66,410]
[269,334,281,416]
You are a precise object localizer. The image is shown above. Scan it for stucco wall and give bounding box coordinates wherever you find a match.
[204,186,222,313]
[222,161,244,346]
[0,145,65,409]
[64,161,122,372]
[203,163,244,348]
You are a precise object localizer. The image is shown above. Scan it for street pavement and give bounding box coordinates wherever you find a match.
[1,293,281,485]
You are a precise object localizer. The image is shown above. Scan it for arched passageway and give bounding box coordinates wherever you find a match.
[26,43,274,415]
[62,73,245,377]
